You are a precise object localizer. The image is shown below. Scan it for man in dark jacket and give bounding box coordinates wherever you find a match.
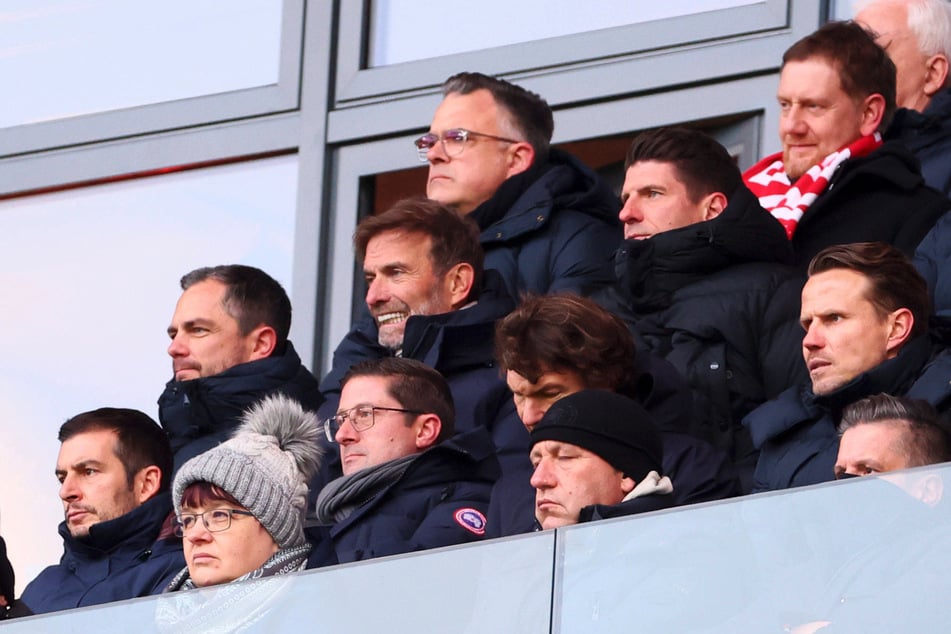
[857,0,951,195]
[744,242,951,492]
[18,408,184,616]
[160,264,323,472]
[490,293,740,537]
[311,358,497,565]
[530,390,674,529]
[317,198,524,486]
[416,71,620,298]
[603,127,805,490]
[743,21,948,267]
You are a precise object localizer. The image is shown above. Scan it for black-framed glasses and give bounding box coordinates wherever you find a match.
[173,508,255,537]
[323,405,424,442]
[413,128,519,162]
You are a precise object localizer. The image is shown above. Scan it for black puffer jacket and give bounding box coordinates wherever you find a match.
[886,88,951,196]
[784,140,949,268]
[605,185,806,489]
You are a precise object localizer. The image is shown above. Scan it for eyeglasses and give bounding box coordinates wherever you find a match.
[323,405,424,442]
[413,128,519,162]
[173,508,255,537]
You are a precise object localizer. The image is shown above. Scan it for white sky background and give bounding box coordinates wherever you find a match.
[0,156,298,592]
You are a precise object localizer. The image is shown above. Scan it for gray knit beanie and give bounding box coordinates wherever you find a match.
[172,394,323,549]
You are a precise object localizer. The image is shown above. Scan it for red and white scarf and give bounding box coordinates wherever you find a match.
[743,133,882,239]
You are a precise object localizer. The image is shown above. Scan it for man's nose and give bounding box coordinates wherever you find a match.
[365,277,390,306]
[618,198,642,224]
[530,458,555,489]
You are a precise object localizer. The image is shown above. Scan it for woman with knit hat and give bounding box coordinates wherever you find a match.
[165,394,322,590]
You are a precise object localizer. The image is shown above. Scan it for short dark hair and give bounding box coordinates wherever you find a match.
[808,242,930,339]
[180,265,292,349]
[495,294,639,396]
[180,481,243,509]
[59,408,173,493]
[624,127,742,202]
[354,197,484,302]
[783,20,897,131]
[839,393,951,467]
[341,357,456,443]
[442,72,554,161]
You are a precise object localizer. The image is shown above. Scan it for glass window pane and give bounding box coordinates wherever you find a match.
[1,0,284,129]
[368,0,759,66]
[555,466,951,632]
[0,155,298,591]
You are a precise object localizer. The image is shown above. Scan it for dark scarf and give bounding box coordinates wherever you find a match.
[314,454,417,524]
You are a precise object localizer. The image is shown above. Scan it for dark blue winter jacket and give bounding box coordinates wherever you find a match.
[885,88,951,196]
[159,341,323,473]
[19,493,184,615]
[313,428,499,565]
[470,148,621,298]
[745,336,951,492]
[914,209,951,320]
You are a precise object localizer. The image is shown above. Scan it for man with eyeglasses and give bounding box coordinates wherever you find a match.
[309,357,498,566]
[15,408,184,617]
[417,71,621,298]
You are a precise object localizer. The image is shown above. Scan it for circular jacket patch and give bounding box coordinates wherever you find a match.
[454,508,487,535]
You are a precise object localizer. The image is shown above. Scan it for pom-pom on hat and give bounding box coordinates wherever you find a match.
[530,390,662,482]
[172,394,323,549]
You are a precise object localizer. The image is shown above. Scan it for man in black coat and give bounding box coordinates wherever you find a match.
[745,242,951,492]
[417,72,620,298]
[159,264,323,472]
[602,127,806,490]
[743,21,948,267]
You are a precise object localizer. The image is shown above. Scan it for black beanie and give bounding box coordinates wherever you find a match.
[530,390,663,481]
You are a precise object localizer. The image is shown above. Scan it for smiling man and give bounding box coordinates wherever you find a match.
[744,242,951,492]
[17,408,183,616]
[317,198,524,493]
[418,72,621,298]
[159,265,323,472]
[530,390,673,530]
[743,20,947,267]
[312,358,497,565]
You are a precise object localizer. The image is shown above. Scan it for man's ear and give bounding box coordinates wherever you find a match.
[445,262,475,309]
[701,192,728,221]
[506,142,535,179]
[859,93,887,136]
[415,414,442,450]
[884,307,915,357]
[248,325,278,361]
[924,54,950,99]
[620,475,636,496]
[133,465,163,504]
